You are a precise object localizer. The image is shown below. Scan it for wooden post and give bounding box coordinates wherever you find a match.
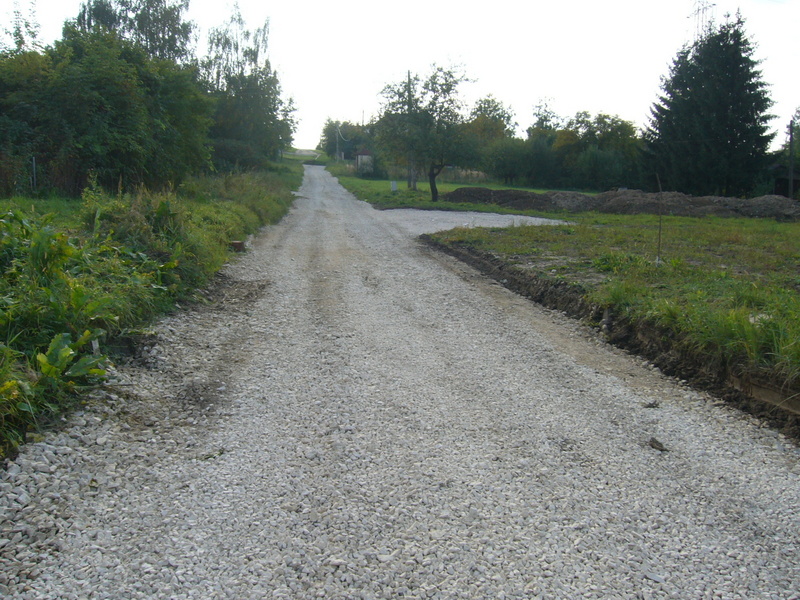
[656,173,664,266]
[789,120,795,200]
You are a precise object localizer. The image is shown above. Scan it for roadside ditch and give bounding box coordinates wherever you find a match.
[420,235,800,440]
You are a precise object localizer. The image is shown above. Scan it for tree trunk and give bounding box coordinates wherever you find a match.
[428,165,441,202]
[407,153,417,190]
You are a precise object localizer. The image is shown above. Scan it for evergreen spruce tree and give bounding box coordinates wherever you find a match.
[646,14,774,196]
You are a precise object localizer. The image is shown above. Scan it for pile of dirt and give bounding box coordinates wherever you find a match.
[442,187,800,220]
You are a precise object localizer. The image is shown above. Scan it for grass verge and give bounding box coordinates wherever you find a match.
[428,216,800,412]
[0,164,302,457]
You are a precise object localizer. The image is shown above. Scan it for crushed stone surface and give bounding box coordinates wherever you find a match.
[2,166,799,599]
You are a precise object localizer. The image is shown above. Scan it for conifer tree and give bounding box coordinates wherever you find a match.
[646,14,774,196]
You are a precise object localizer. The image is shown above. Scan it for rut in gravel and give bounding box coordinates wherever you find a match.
[3,165,799,600]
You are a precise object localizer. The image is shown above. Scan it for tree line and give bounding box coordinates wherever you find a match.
[0,0,296,196]
[320,15,797,200]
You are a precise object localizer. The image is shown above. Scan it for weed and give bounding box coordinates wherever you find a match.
[593,252,650,273]
[0,164,302,457]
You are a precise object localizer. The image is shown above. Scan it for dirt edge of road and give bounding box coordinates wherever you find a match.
[420,235,800,440]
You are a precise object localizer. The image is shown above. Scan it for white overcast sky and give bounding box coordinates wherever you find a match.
[12,0,800,149]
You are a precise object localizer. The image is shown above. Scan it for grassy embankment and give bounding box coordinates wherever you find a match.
[336,169,800,413]
[0,163,303,457]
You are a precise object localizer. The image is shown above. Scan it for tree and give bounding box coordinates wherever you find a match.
[0,23,212,195]
[376,65,469,201]
[138,56,213,185]
[2,0,41,53]
[522,101,563,188]
[467,95,515,139]
[646,14,774,196]
[460,94,515,170]
[562,111,642,190]
[779,107,799,163]
[42,27,153,192]
[772,107,800,199]
[484,137,526,185]
[0,48,50,194]
[75,0,194,62]
[318,119,372,161]
[200,5,295,170]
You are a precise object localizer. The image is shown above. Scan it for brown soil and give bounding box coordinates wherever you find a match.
[443,187,800,220]
[420,235,800,440]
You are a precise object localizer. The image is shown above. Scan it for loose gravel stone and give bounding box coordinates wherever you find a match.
[2,166,799,599]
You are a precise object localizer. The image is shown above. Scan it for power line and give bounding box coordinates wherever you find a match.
[690,0,716,41]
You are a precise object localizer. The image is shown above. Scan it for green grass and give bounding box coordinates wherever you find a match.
[430,215,800,391]
[0,197,87,230]
[331,171,563,216]
[0,164,302,457]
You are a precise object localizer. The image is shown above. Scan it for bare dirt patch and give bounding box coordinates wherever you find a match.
[443,187,800,220]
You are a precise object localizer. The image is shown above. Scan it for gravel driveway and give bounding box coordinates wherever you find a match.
[2,165,799,599]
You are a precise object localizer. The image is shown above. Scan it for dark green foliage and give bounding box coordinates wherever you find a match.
[200,8,296,171]
[76,0,194,62]
[646,14,774,196]
[376,65,470,201]
[773,107,800,199]
[45,29,153,193]
[0,0,294,196]
[0,27,213,195]
[484,137,527,185]
[319,119,374,161]
[469,95,516,137]
[0,50,50,195]
[461,95,517,171]
[518,110,643,191]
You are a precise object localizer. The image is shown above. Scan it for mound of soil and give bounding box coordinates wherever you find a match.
[442,187,800,220]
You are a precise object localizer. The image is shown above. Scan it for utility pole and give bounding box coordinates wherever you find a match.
[690,0,715,41]
[406,70,416,190]
[790,120,795,201]
[335,124,349,162]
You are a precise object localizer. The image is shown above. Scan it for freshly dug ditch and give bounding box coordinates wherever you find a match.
[420,235,800,439]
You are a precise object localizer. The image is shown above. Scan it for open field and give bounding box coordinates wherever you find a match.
[325,163,564,214]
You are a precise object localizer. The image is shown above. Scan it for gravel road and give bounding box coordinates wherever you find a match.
[3,165,799,599]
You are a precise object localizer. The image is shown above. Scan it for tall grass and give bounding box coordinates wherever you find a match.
[0,165,302,457]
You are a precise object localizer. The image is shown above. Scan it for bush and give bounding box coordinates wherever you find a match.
[0,165,301,457]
